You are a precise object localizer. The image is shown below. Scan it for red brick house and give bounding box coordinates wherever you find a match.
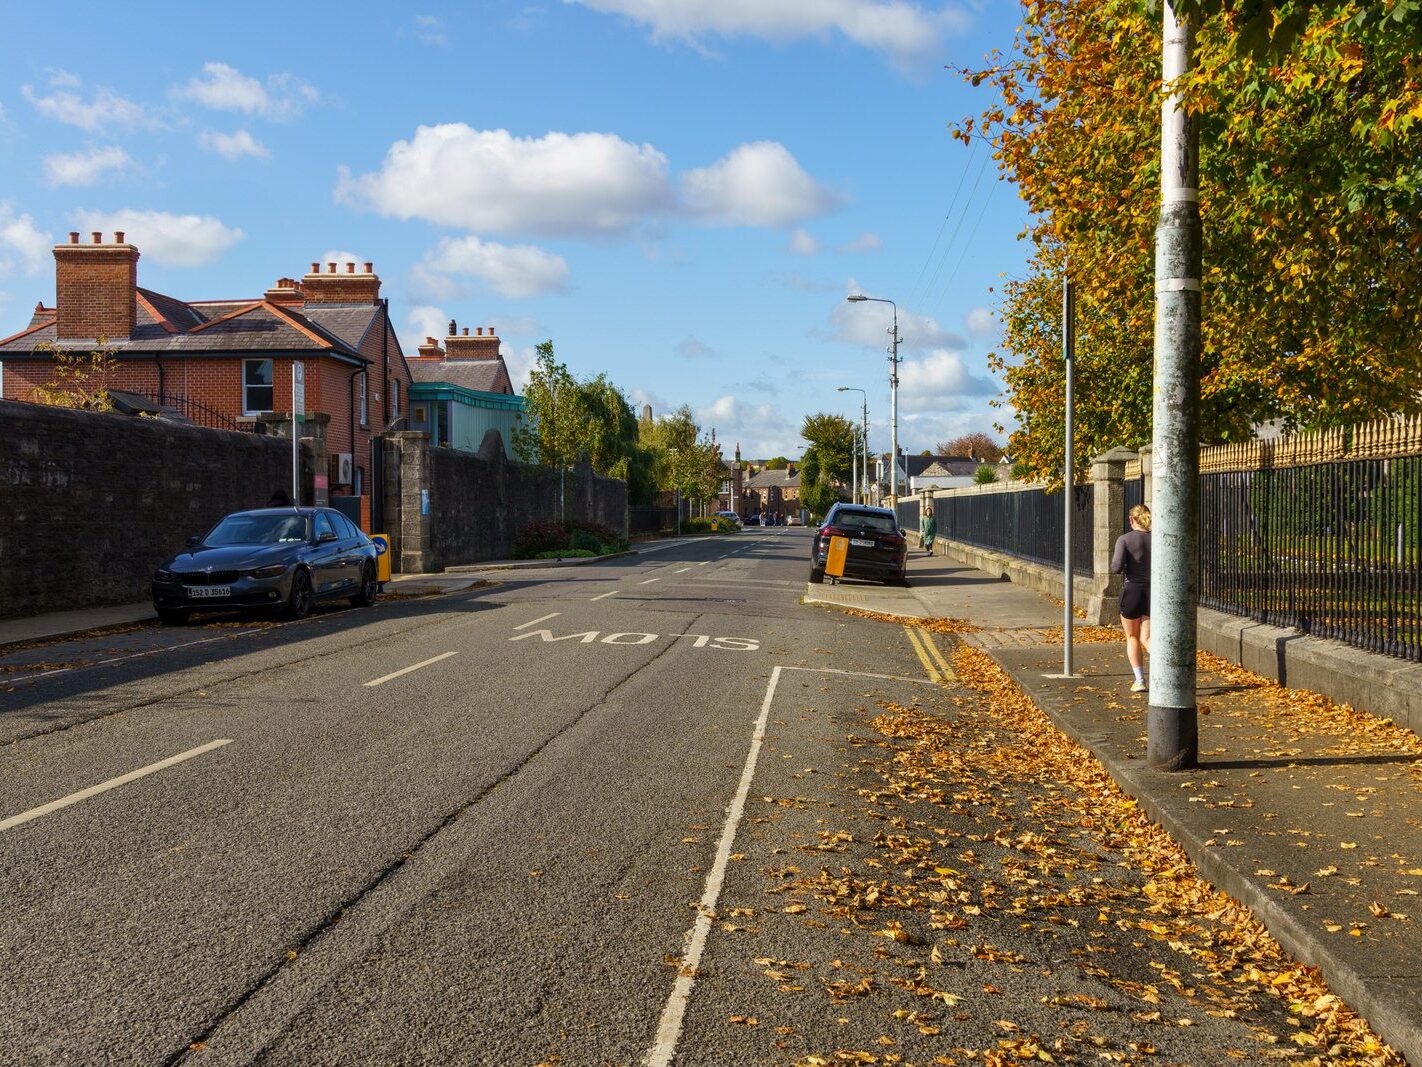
[0,231,414,502]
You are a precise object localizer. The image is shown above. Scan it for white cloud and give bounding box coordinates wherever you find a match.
[337,126,836,237]
[417,234,569,299]
[788,228,819,255]
[681,141,836,227]
[897,349,996,411]
[488,313,545,337]
[174,62,319,121]
[337,124,673,237]
[406,304,449,348]
[319,249,365,270]
[964,304,995,337]
[506,344,543,391]
[22,78,159,132]
[828,281,963,351]
[70,209,244,267]
[566,0,970,68]
[199,129,269,160]
[413,14,447,45]
[694,393,801,459]
[0,204,51,276]
[838,231,882,253]
[45,69,82,90]
[675,335,715,359]
[42,146,133,187]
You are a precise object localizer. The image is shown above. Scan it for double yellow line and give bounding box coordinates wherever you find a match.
[903,624,955,684]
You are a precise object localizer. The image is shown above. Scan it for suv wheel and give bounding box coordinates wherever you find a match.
[284,569,313,620]
[350,563,378,608]
[809,567,825,584]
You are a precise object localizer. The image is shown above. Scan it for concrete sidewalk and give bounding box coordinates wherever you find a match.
[809,550,1422,1065]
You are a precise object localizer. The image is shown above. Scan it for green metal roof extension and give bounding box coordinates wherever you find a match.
[408,380,526,412]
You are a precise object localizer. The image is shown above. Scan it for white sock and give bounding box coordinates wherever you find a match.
[1132,666,1144,683]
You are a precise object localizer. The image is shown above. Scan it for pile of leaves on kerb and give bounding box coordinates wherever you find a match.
[757,644,1402,1065]
[838,609,981,635]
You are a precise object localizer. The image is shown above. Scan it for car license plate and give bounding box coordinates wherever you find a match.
[850,537,875,548]
[186,585,231,598]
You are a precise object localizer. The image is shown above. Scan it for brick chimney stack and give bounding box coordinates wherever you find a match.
[414,336,445,361]
[301,259,381,305]
[53,230,139,340]
[444,322,500,360]
[263,277,305,307]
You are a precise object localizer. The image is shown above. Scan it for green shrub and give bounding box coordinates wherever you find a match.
[534,548,596,559]
[570,529,603,553]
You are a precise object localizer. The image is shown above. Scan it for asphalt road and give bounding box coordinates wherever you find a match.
[0,531,1344,1065]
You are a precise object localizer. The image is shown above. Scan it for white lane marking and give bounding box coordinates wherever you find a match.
[590,590,619,601]
[0,739,232,833]
[514,613,561,630]
[675,568,693,574]
[639,578,661,585]
[362,651,459,688]
[646,666,782,1067]
[782,665,938,685]
[697,561,709,566]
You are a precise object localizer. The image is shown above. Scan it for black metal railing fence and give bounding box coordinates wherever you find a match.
[932,485,1093,576]
[629,504,679,536]
[895,498,920,531]
[1200,455,1422,661]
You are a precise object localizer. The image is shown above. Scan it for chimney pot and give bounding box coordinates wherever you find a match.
[462,327,469,336]
[327,262,336,274]
[426,336,436,345]
[475,327,482,336]
[346,262,355,273]
[91,231,102,244]
[114,231,125,243]
[363,261,373,273]
[448,319,457,335]
[311,261,319,273]
[69,231,80,244]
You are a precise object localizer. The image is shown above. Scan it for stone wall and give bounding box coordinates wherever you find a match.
[383,430,628,573]
[0,399,297,617]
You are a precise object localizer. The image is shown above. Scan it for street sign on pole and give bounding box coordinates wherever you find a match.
[291,363,305,505]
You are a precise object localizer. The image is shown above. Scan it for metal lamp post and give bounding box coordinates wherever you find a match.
[846,294,901,504]
[837,386,869,504]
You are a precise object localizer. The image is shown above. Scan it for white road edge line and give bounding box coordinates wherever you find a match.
[362,651,459,688]
[0,739,233,834]
[645,665,782,1067]
[514,613,561,630]
[639,578,661,585]
[591,590,619,601]
[675,567,693,574]
[782,665,940,686]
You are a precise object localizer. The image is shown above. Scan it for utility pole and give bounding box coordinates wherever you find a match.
[845,295,901,503]
[1061,275,1077,677]
[1148,0,1201,771]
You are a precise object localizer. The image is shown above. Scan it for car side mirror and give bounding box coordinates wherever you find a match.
[318,530,338,543]
[184,536,200,549]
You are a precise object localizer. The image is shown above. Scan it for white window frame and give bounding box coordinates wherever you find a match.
[242,358,274,415]
[358,373,368,427]
[391,379,400,420]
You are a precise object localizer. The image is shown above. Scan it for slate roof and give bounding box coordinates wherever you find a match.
[745,467,801,490]
[917,457,982,478]
[0,289,369,364]
[408,358,512,395]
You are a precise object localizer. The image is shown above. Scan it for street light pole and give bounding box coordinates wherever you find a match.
[846,295,901,504]
[1149,0,1201,771]
[837,386,869,505]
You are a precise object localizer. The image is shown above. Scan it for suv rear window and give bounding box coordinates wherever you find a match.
[829,508,897,533]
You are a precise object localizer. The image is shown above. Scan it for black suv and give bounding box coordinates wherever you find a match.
[809,503,908,586]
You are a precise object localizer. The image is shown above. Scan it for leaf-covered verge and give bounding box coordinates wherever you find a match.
[705,642,1403,1064]
[961,0,1422,484]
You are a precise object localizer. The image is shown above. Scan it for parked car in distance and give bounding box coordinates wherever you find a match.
[786,513,803,526]
[152,507,380,624]
[809,503,908,586]
[713,510,743,528]
[743,513,760,526]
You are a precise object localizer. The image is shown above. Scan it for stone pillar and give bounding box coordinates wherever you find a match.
[381,437,403,566]
[391,431,434,574]
[1088,447,1137,625]
[1138,445,1153,508]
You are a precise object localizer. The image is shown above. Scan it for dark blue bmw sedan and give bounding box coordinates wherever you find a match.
[152,507,380,624]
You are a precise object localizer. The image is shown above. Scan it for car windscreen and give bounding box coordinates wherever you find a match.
[831,510,897,533]
[205,513,310,546]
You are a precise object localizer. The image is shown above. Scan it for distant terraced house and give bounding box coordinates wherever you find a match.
[0,231,418,505]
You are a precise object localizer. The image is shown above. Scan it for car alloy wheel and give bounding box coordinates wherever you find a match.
[285,569,313,620]
[351,563,378,608]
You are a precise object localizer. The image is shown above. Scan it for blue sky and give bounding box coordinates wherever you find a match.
[0,0,1028,460]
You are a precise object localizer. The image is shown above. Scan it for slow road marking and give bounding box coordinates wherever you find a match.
[363,651,459,687]
[510,628,759,651]
[646,666,782,1066]
[0,739,232,833]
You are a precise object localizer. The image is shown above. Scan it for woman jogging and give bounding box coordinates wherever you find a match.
[1111,504,1152,693]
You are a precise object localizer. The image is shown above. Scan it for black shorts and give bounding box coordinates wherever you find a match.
[1121,582,1150,621]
